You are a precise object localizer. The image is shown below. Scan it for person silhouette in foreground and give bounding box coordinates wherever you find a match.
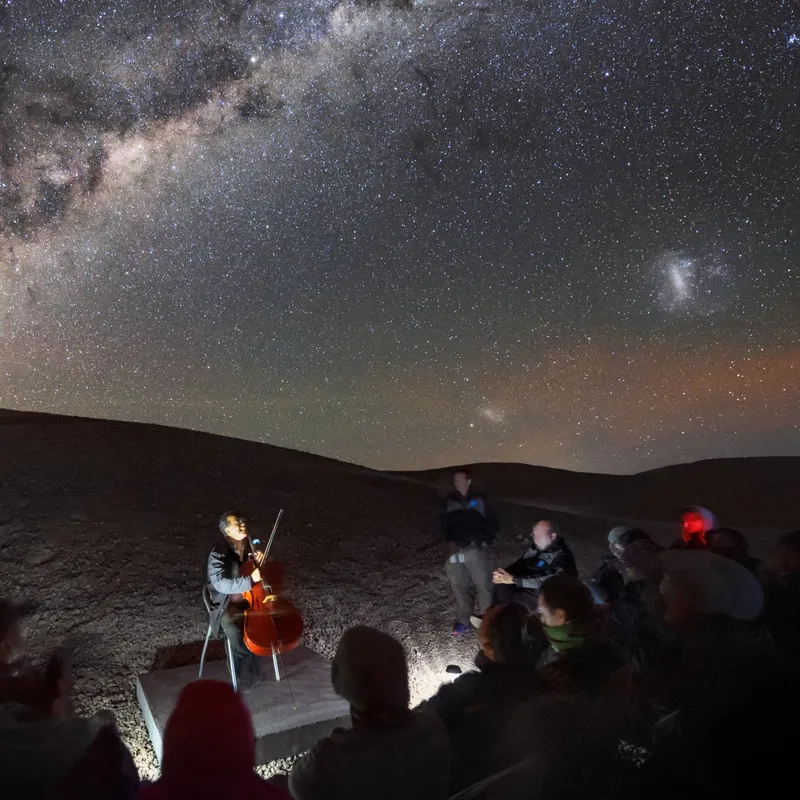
[762,529,800,673]
[651,549,769,722]
[491,521,578,619]
[289,625,451,800]
[638,549,786,800]
[139,680,287,800]
[0,599,138,799]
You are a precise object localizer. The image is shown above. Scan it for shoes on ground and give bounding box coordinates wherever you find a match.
[469,615,483,629]
[452,622,470,635]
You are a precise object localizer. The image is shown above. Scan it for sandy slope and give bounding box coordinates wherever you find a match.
[0,411,795,778]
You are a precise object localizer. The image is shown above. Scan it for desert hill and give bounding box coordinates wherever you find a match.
[402,456,799,530]
[0,409,796,778]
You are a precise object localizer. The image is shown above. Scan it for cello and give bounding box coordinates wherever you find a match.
[241,510,304,685]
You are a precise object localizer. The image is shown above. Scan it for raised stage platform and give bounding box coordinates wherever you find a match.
[136,646,351,765]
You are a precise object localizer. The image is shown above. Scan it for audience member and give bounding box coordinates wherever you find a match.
[588,526,651,604]
[606,537,671,692]
[640,548,791,799]
[652,549,772,717]
[535,575,632,699]
[139,679,285,800]
[670,506,719,549]
[490,520,577,618]
[289,625,451,800]
[420,605,538,792]
[706,527,761,573]
[0,601,138,799]
[481,694,641,800]
[761,529,800,672]
[442,469,499,635]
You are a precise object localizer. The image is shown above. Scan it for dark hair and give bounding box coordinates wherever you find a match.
[487,605,526,666]
[453,468,472,479]
[708,527,749,555]
[780,529,800,553]
[539,575,595,624]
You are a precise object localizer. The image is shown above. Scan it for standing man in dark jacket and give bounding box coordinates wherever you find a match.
[442,470,499,635]
[492,520,578,614]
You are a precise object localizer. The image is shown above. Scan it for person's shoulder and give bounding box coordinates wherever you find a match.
[408,708,451,748]
[554,536,576,554]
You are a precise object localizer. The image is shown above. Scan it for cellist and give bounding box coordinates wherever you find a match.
[206,513,263,682]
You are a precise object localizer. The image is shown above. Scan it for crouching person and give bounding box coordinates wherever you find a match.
[289,626,451,800]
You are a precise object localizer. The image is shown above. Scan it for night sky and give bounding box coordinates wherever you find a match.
[1,0,798,472]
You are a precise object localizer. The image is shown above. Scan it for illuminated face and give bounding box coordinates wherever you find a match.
[537,593,567,628]
[681,511,706,543]
[533,521,556,550]
[224,515,247,541]
[454,472,471,496]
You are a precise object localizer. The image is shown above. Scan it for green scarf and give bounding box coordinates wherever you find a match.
[544,621,587,652]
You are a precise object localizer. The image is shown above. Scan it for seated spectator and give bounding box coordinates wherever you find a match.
[761,529,800,672]
[706,527,761,573]
[588,526,651,604]
[482,694,642,800]
[640,549,789,799]
[139,679,285,800]
[420,605,538,792]
[0,599,137,799]
[607,538,672,692]
[535,575,632,699]
[652,550,772,717]
[489,520,578,618]
[289,625,451,800]
[670,506,719,549]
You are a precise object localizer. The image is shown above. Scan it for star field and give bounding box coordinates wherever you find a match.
[1,0,798,472]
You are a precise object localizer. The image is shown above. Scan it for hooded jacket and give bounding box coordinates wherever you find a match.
[289,626,451,800]
[139,680,285,800]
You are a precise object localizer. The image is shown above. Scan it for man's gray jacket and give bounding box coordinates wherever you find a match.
[206,545,253,635]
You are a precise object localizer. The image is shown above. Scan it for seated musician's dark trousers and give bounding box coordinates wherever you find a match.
[492,582,540,614]
[220,604,256,676]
